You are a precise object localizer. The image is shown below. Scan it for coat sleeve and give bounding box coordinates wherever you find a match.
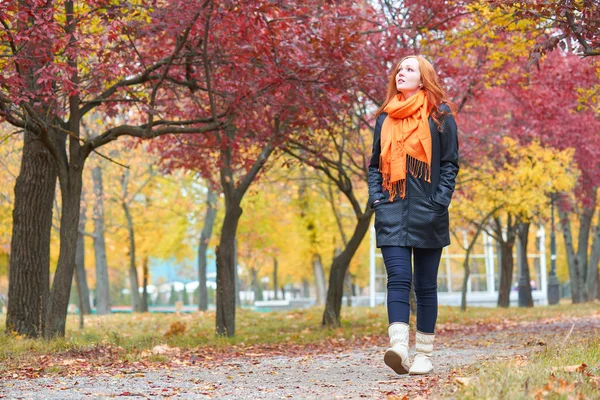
[368,113,387,209]
[432,106,459,208]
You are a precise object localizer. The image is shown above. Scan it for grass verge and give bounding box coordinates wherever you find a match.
[448,334,600,399]
[0,302,598,365]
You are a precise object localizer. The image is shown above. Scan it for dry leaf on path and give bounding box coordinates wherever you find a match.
[149,345,181,356]
[455,377,473,386]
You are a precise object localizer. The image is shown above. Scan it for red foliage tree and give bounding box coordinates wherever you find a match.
[489,1,600,59]
[0,0,223,337]
[150,0,372,335]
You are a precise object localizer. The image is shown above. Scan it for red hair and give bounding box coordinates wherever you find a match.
[376,55,454,125]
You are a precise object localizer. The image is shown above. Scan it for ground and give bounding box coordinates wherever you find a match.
[2,309,599,399]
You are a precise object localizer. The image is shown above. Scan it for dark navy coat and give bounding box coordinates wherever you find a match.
[368,104,459,248]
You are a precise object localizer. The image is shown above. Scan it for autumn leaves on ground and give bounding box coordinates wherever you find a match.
[2,304,600,399]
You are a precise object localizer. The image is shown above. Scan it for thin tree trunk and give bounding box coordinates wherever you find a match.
[558,205,585,303]
[302,279,309,298]
[92,166,111,315]
[123,199,141,312]
[215,201,242,336]
[461,229,484,312]
[141,256,149,312]
[577,199,596,301]
[121,169,141,313]
[198,186,217,311]
[495,215,517,308]
[579,190,597,301]
[312,253,326,305]
[6,131,56,337]
[588,217,600,300]
[45,167,85,337]
[497,242,515,307]
[461,254,470,312]
[517,222,534,307]
[273,256,279,300]
[344,269,353,307]
[75,199,91,315]
[74,267,84,330]
[251,268,263,302]
[215,118,274,336]
[322,213,372,327]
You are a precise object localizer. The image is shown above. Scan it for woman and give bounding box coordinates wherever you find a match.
[368,55,459,375]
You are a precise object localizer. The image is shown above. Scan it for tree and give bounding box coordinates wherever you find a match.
[284,115,374,326]
[498,51,600,303]
[1,0,223,337]
[489,0,600,58]
[151,0,371,336]
[453,138,576,307]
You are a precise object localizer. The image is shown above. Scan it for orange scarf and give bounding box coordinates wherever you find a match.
[380,90,432,200]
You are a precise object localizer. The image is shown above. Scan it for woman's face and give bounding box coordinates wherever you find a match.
[395,58,421,95]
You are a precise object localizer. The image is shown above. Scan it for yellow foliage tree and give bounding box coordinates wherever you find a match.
[451,137,577,307]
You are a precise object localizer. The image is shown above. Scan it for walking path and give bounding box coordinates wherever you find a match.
[2,315,598,399]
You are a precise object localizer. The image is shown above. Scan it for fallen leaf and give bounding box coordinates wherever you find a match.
[550,364,587,373]
[455,377,472,386]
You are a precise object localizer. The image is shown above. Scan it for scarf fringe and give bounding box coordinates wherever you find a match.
[407,154,431,183]
[380,154,430,201]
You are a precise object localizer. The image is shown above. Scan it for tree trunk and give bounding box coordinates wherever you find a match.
[558,205,585,303]
[497,241,515,307]
[6,131,56,337]
[5,0,56,337]
[577,196,596,301]
[322,213,372,326]
[215,118,274,336]
[517,222,534,307]
[344,270,353,307]
[92,166,111,315]
[273,256,279,300]
[215,201,242,336]
[588,218,600,301]
[141,256,149,312]
[198,186,217,311]
[495,216,517,308]
[122,198,141,312]
[302,279,310,298]
[461,253,470,312]
[312,253,326,306]
[73,267,84,330]
[45,167,85,337]
[251,268,263,302]
[461,228,484,312]
[75,199,91,315]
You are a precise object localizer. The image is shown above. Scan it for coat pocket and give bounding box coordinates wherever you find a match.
[409,196,449,242]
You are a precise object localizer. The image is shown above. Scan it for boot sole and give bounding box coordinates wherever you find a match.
[384,349,409,375]
[409,369,433,375]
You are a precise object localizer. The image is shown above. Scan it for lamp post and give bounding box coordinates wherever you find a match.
[547,193,560,304]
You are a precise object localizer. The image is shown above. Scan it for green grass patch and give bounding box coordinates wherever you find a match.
[449,335,600,399]
[0,301,598,364]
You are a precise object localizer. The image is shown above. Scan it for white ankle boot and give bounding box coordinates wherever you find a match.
[384,323,410,374]
[409,331,434,375]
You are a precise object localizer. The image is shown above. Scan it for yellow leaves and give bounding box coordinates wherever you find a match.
[449,0,537,86]
[454,137,577,225]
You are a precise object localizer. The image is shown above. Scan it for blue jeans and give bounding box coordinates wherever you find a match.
[381,246,443,334]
